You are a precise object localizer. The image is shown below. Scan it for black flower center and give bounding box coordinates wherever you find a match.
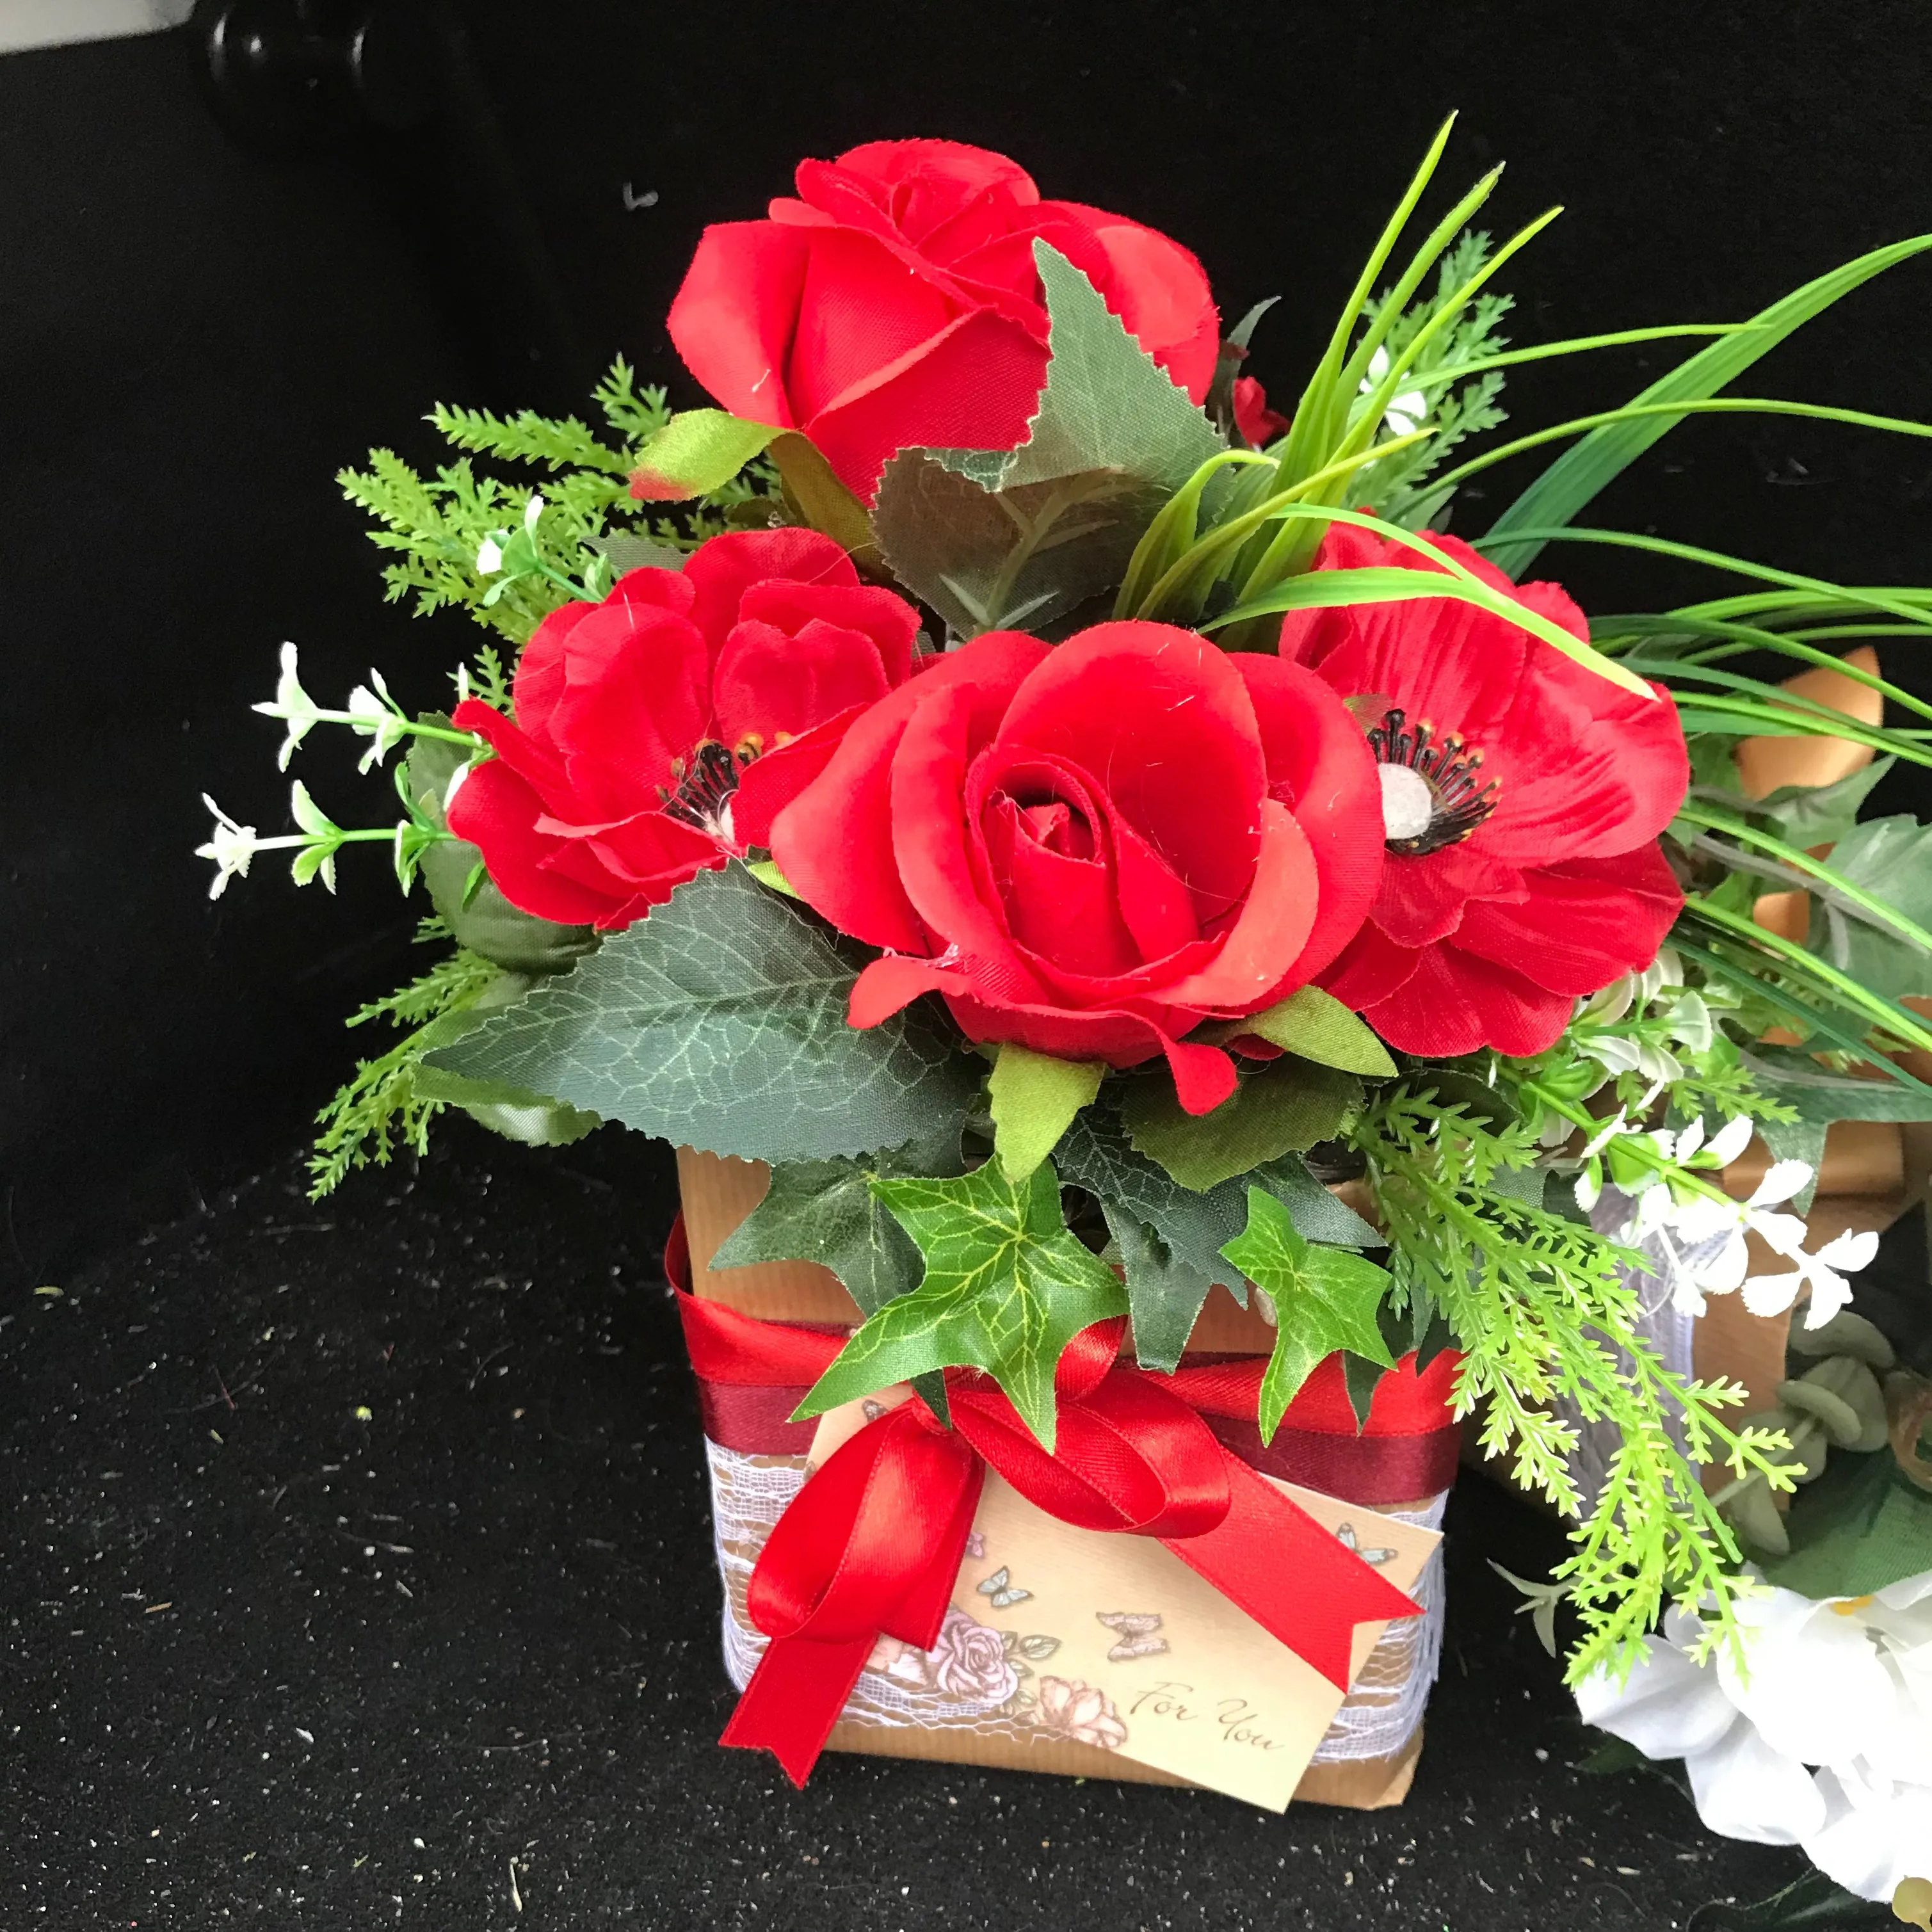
[661,739,753,837]
[1366,706,1500,856]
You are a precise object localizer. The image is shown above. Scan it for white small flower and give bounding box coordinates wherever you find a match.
[523,492,544,532]
[345,675,407,773]
[1742,1225,1881,1326]
[1582,974,1637,1024]
[194,794,259,899]
[476,537,504,576]
[1580,1033,1645,1076]
[1705,1115,1756,1168]
[251,641,322,770]
[1668,990,1714,1052]
[1362,345,1428,439]
[1636,948,1685,1004]
[1676,1116,1708,1162]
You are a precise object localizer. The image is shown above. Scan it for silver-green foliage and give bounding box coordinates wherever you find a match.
[424,864,979,1164]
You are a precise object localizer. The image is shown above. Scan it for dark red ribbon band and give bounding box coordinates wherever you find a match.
[669,1222,1456,1787]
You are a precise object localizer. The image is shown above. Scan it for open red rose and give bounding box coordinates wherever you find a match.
[1278,524,1688,1056]
[668,139,1220,505]
[447,528,920,930]
[769,620,1383,1115]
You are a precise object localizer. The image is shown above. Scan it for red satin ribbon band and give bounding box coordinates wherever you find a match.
[670,1221,1449,1787]
[669,1218,1464,1506]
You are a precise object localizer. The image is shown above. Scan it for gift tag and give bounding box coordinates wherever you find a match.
[801,1392,1440,1810]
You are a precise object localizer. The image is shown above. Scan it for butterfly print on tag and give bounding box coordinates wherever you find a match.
[1336,1522,1397,1566]
[976,1566,1032,1611]
[1096,1611,1168,1661]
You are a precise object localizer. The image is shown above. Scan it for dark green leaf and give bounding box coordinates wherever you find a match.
[424,863,978,1163]
[1396,1066,1520,1130]
[1739,1049,1932,1125]
[712,1155,930,1314]
[1054,1107,1376,1371]
[1124,1057,1362,1193]
[797,1160,1127,1451]
[1341,1351,1387,1432]
[1221,1189,1394,1441]
[871,241,1223,637]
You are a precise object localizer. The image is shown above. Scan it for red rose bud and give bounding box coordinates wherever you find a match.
[1280,524,1689,1056]
[447,529,920,930]
[1232,374,1289,448]
[667,139,1221,505]
[769,620,1385,1116]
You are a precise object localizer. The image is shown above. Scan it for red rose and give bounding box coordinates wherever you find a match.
[447,529,920,930]
[667,139,1220,504]
[769,620,1383,1115]
[1279,524,1688,1056]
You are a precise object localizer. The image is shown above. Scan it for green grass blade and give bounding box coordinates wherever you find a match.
[1406,325,1760,390]
[1481,232,1932,576]
[1468,526,1932,632]
[1197,501,1648,694]
[1434,397,1932,497]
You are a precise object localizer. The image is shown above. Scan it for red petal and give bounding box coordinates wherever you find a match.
[446,759,628,928]
[995,621,1266,927]
[980,791,1141,978]
[1157,800,1317,1011]
[666,221,808,426]
[737,580,919,689]
[1369,844,1525,949]
[1232,376,1288,447]
[1320,923,1422,1012]
[729,708,859,850]
[682,528,857,657]
[1234,654,1383,985]
[1364,940,1574,1058]
[711,615,892,747]
[1163,1038,1239,1116]
[1451,844,1683,995]
[771,630,1049,951]
[805,305,1048,504]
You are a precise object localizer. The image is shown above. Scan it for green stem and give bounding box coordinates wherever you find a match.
[1514,1081,1737,1208]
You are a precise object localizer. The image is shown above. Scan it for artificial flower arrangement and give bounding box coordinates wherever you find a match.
[199,123,1932,1883]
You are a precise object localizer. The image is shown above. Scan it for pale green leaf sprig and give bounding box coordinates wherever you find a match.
[474,492,608,609]
[1353,1079,1796,1685]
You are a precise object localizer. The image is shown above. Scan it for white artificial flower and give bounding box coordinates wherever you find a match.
[345,669,407,772]
[1742,1225,1883,1328]
[1661,1157,1822,1316]
[1704,1114,1756,1168]
[194,794,259,899]
[1577,1574,1932,1901]
[250,641,322,770]
[1362,345,1428,438]
[476,536,504,576]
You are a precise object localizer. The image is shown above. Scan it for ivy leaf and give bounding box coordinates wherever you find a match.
[713,1155,930,1314]
[1209,986,1396,1077]
[795,1159,1128,1451]
[872,241,1224,637]
[407,735,597,976]
[1123,1055,1362,1193]
[1222,1189,1395,1443]
[1805,814,1932,998]
[988,1045,1105,1180]
[627,409,778,501]
[1054,1106,1378,1373]
[424,863,978,1164]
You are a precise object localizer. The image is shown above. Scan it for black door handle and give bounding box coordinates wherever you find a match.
[193,0,438,149]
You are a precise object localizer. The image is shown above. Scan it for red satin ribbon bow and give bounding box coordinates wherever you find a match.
[677,1292,1425,1787]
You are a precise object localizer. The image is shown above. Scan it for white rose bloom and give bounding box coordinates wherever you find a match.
[1577,1574,1932,1900]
